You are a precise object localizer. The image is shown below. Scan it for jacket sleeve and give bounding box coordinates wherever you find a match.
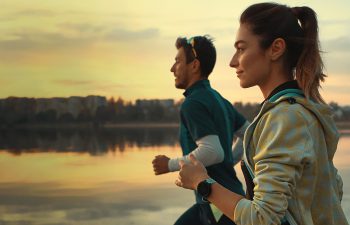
[232,121,250,165]
[168,135,224,171]
[334,166,344,201]
[234,104,314,225]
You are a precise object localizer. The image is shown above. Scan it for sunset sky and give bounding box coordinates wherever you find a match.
[1,0,350,104]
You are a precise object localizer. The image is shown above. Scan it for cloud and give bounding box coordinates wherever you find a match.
[0,31,95,51]
[93,83,127,90]
[15,9,56,17]
[323,36,350,53]
[0,25,160,53]
[324,84,350,94]
[58,23,105,33]
[323,52,350,74]
[320,19,350,26]
[105,28,160,41]
[0,9,57,23]
[54,80,93,86]
[53,79,127,91]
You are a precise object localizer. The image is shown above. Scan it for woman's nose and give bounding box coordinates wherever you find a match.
[229,54,238,68]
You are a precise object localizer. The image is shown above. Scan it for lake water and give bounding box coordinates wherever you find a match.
[0,128,349,225]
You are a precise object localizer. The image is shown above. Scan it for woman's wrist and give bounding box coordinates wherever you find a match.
[194,174,210,190]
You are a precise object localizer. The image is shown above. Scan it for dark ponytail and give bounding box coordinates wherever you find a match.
[292,7,326,103]
[240,3,326,103]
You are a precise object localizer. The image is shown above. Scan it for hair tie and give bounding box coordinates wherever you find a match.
[290,7,298,16]
[290,7,303,28]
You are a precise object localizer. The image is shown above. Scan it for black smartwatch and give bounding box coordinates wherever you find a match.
[197,178,216,201]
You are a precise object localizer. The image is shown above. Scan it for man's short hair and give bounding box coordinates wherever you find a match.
[175,35,216,78]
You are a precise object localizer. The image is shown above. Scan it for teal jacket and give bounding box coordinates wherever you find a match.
[234,90,348,225]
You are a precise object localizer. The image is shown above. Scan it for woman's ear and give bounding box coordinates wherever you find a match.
[269,38,286,61]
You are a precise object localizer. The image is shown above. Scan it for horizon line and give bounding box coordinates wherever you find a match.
[1,95,349,107]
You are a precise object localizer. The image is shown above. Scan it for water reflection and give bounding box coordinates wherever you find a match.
[0,127,179,155]
[0,147,194,225]
[1,128,349,156]
[0,181,192,225]
[0,128,349,224]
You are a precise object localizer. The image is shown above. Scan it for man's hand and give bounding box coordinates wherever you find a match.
[152,155,170,175]
[175,154,209,190]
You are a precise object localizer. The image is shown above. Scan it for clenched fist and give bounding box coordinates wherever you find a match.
[152,155,170,175]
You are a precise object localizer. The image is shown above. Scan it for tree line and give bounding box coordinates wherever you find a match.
[0,97,349,128]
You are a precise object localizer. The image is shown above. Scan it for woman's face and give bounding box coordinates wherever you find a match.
[230,23,271,89]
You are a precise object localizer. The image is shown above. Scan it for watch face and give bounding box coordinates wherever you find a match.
[197,180,211,198]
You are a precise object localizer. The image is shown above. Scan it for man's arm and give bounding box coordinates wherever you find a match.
[159,99,224,173]
[232,121,250,165]
[168,134,224,172]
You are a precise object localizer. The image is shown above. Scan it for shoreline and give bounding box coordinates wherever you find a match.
[102,122,179,128]
[0,122,180,130]
[1,121,350,131]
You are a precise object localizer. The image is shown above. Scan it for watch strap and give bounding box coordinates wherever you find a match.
[198,178,216,202]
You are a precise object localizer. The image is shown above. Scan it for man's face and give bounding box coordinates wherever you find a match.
[170,47,193,89]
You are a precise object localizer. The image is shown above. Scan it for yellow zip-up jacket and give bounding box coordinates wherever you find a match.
[234,94,348,225]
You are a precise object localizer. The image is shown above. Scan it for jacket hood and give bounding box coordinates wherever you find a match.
[270,94,340,160]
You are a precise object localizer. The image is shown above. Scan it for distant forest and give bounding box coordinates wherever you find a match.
[0,97,349,128]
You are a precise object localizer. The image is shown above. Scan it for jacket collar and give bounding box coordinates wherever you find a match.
[262,80,302,105]
[183,79,210,97]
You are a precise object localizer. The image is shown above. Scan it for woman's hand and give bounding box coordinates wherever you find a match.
[175,154,210,190]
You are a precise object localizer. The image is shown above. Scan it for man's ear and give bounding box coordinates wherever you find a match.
[191,59,201,73]
[269,38,286,61]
